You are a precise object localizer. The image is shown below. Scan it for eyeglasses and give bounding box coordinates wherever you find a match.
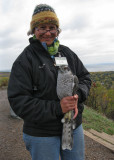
[35,28,59,34]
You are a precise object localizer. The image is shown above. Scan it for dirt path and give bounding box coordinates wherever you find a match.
[0,89,114,160]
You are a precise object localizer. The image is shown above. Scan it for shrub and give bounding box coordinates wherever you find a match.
[0,77,9,88]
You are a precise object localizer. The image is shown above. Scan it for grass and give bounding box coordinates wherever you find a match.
[82,106,114,135]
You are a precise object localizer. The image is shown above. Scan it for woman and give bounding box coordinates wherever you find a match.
[8,4,91,160]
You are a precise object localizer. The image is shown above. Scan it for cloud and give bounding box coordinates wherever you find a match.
[0,0,114,70]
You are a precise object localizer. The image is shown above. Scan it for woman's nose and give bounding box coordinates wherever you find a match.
[45,30,51,35]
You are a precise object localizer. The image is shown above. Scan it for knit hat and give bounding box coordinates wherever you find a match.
[27,4,59,35]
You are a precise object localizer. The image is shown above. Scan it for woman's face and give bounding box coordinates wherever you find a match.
[34,24,58,46]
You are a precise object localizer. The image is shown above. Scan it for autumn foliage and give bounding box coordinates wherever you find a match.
[85,71,114,120]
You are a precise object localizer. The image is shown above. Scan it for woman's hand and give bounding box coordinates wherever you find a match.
[60,94,78,119]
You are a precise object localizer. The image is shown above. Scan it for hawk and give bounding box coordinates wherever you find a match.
[57,65,79,150]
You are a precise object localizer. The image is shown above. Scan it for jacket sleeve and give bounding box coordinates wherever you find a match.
[8,57,63,123]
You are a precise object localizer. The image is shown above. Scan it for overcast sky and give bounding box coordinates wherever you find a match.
[0,0,114,70]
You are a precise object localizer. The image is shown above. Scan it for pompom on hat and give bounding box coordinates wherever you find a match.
[27,4,59,35]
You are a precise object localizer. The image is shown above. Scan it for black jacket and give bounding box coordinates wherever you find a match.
[8,38,91,137]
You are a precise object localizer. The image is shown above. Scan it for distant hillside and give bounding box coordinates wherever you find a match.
[0,72,10,78]
[90,71,114,89]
